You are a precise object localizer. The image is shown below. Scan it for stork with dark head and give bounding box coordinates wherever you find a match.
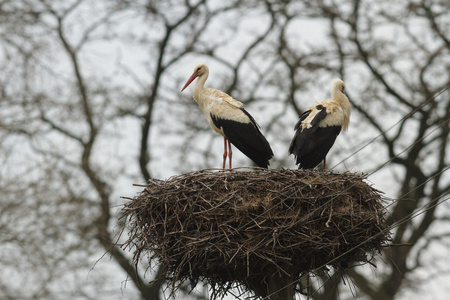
[181,63,274,169]
[289,78,351,169]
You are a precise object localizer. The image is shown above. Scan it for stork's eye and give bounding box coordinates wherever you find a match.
[197,67,201,72]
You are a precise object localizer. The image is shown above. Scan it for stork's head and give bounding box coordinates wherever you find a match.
[331,78,346,98]
[181,64,209,92]
[193,64,208,76]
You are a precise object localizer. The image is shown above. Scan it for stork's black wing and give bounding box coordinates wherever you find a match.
[211,108,273,168]
[289,105,341,169]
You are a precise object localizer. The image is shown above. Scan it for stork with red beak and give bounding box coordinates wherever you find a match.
[181,64,273,169]
[289,78,351,169]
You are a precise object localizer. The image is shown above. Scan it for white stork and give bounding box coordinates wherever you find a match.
[289,78,351,169]
[181,63,273,169]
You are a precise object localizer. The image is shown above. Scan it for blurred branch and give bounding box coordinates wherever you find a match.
[139,0,206,181]
[420,1,450,48]
[225,0,277,96]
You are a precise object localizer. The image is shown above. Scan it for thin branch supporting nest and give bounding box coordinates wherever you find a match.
[120,168,389,299]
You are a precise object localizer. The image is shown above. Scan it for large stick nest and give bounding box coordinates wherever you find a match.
[121,168,389,298]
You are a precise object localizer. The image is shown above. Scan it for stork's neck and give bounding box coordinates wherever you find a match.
[336,91,350,105]
[334,91,351,131]
[331,84,348,107]
[193,73,208,104]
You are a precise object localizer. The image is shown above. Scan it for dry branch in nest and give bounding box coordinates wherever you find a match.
[120,168,390,299]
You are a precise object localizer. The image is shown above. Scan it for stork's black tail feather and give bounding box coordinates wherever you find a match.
[211,110,273,168]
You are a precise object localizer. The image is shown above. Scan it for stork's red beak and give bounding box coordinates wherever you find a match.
[181,72,198,92]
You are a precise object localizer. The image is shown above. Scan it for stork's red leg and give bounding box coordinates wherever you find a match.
[323,157,326,170]
[227,139,232,169]
[222,136,228,170]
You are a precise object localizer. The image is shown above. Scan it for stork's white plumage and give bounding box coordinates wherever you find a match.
[289,78,351,169]
[181,64,273,169]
